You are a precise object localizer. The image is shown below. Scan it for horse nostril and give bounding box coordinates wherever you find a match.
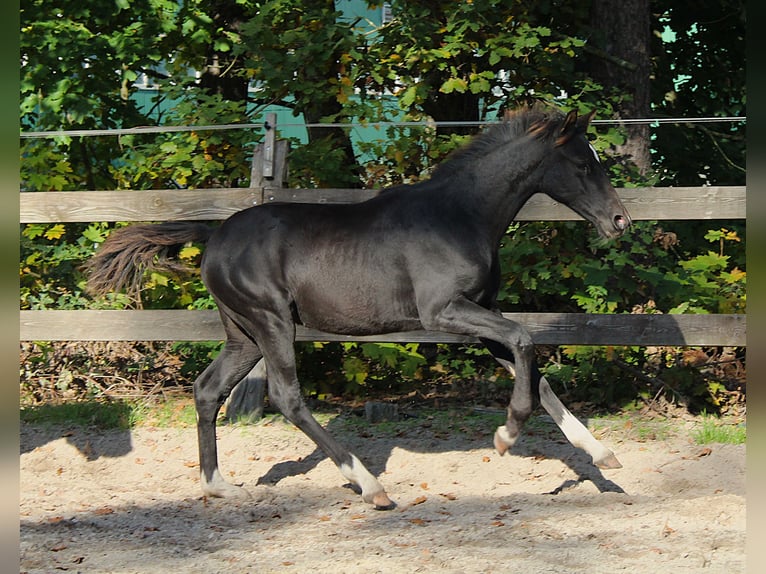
[614,214,629,230]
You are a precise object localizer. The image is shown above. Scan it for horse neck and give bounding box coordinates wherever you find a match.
[449,139,545,246]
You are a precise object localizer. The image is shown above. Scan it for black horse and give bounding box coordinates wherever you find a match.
[86,106,631,509]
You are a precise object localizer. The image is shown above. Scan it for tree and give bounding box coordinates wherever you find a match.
[20,0,178,190]
[585,0,652,174]
[366,1,598,134]
[235,0,367,187]
[650,0,746,186]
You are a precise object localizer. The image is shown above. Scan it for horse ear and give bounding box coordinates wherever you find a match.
[556,110,579,145]
[579,109,597,128]
[557,109,597,145]
[560,110,578,135]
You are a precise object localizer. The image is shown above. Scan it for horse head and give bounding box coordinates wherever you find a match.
[533,109,632,239]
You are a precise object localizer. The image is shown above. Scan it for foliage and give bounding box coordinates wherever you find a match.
[650,0,746,186]
[366,1,593,119]
[235,0,369,187]
[19,1,746,415]
[495,221,745,315]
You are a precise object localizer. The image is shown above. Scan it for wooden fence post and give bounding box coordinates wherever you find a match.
[225,117,289,421]
[225,358,268,423]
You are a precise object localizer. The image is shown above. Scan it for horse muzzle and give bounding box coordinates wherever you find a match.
[613,213,631,234]
[597,211,631,239]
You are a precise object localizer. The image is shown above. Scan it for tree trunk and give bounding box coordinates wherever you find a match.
[586,0,652,174]
[199,0,249,101]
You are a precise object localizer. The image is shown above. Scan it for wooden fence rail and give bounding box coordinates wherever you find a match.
[20,310,746,347]
[20,185,746,223]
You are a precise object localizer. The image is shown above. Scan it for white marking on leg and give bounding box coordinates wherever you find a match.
[200,468,251,498]
[494,424,517,455]
[538,376,622,469]
[339,454,392,507]
[493,358,517,455]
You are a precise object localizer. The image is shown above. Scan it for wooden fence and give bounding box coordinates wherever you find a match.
[20,129,746,349]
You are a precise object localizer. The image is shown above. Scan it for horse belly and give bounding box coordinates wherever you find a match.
[291,270,421,335]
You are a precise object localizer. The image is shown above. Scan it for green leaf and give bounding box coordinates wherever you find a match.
[400,85,419,107]
[214,39,231,52]
[81,224,107,244]
[679,252,728,273]
[440,77,468,94]
[23,224,46,240]
[43,224,66,240]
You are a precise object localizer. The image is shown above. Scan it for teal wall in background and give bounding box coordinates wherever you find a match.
[132,2,396,158]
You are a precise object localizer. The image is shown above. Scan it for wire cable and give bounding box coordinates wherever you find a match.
[20,116,746,139]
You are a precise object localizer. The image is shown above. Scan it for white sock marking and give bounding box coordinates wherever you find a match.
[339,454,385,503]
[201,468,250,498]
[538,376,615,465]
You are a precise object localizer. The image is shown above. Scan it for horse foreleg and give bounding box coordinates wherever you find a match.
[491,355,622,469]
[490,352,536,456]
[537,376,622,469]
[194,338,262,498]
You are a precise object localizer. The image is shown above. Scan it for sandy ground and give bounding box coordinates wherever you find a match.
[20,412,745,573]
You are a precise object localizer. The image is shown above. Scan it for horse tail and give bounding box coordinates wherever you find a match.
[83,221,215,298]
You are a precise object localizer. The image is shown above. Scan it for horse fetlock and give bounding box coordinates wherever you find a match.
[493,425,518,456]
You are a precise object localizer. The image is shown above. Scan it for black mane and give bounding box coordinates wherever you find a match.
[430,105,565,181]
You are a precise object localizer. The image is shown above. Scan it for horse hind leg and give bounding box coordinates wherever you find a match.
[268,374,394,508]
[194,327,263,498]
[254,316,394,509]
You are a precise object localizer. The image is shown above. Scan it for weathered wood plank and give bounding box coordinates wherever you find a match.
[20,186,746,223]
[19,188,264,223]
[20,310,746,347]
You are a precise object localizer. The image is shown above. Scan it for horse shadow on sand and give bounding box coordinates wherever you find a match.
[20,400,134,460]
[250,404,626,498]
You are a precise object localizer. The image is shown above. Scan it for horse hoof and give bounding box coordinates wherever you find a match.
[595,452,623,470]
[204,483,252,499]
[201,470,253,499]
[493,425,516,456]
[373,492,396,510]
